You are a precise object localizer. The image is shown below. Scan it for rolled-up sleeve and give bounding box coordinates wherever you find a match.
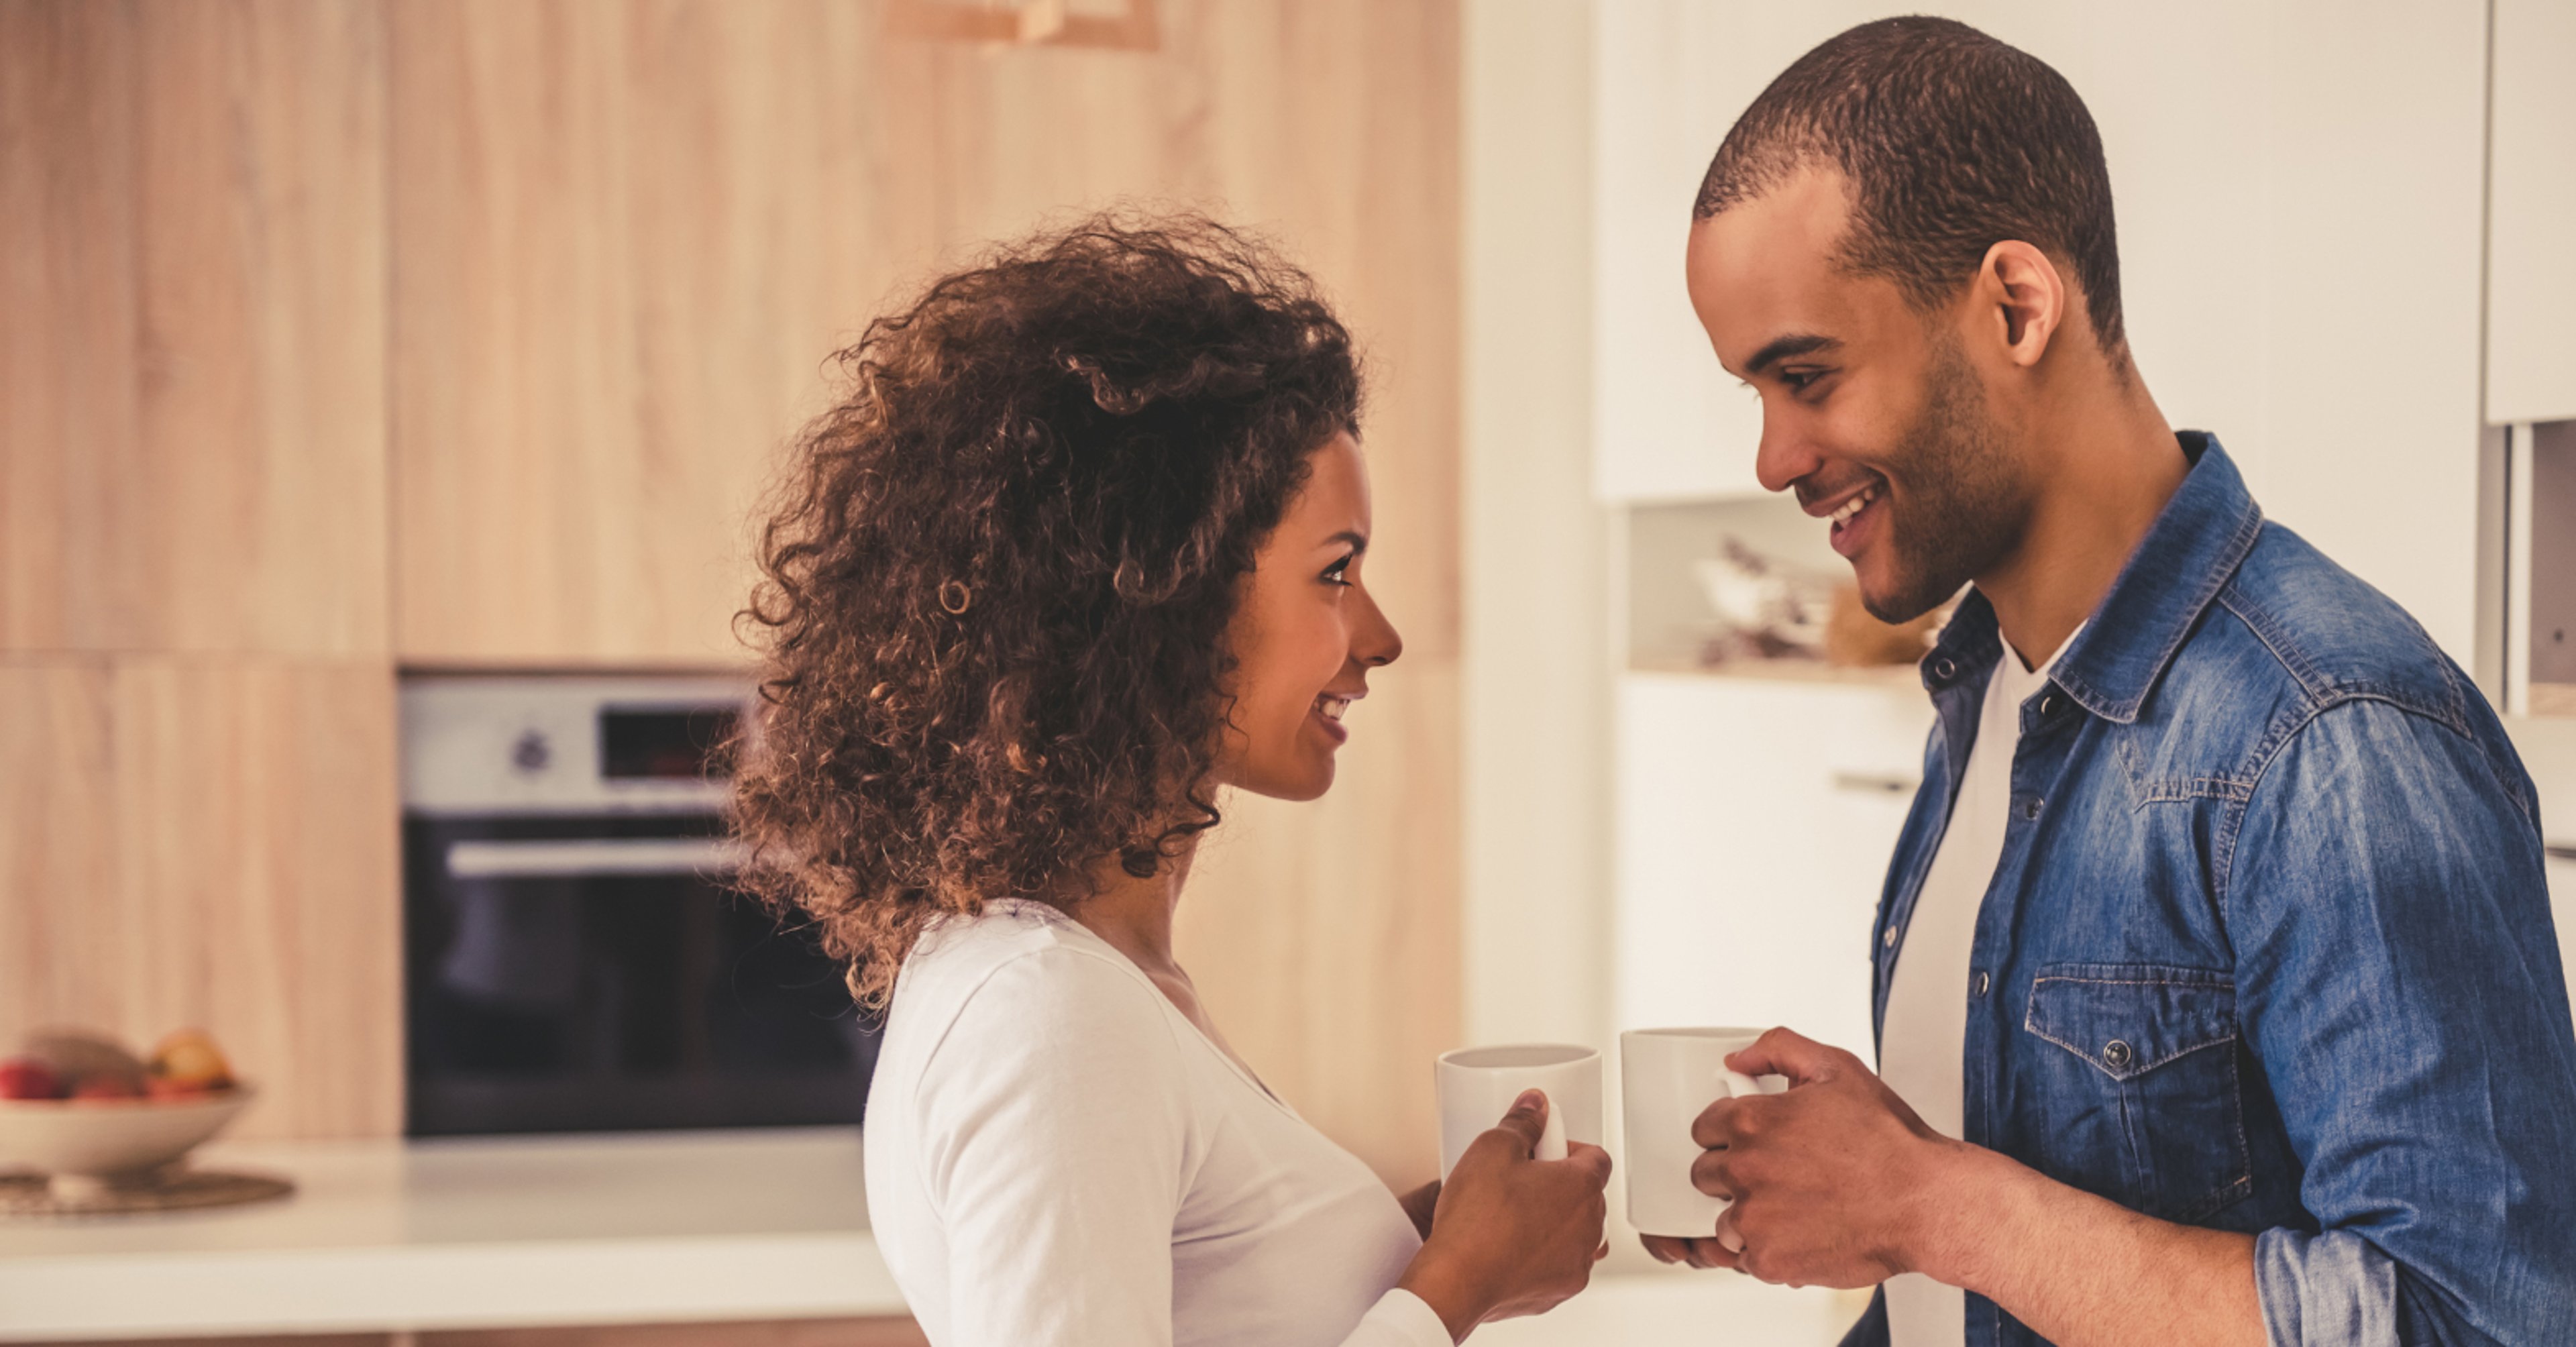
[2227,698,2576,1346]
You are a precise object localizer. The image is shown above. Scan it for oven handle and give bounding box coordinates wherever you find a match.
[445,837,748,879]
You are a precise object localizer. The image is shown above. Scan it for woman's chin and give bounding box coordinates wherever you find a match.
[1236,758,1337,804]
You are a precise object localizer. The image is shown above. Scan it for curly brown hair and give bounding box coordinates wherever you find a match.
[732,211,1364,1009]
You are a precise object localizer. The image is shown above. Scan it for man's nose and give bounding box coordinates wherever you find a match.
[1752,412,1821,496]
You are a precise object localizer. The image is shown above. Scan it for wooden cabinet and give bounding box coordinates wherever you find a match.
[0,0,390,658]
[2486,0,2576,426]
[386,0,946,667]
[0,660,402,1141]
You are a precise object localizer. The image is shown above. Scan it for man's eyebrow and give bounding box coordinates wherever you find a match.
[1741,333,1843,377]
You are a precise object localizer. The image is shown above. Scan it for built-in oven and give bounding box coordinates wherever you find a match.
[400,675,877,1136]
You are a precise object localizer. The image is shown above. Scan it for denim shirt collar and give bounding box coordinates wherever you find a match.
[1919,433,2265,725]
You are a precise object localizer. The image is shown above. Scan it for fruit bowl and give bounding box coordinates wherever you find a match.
[0,1086,256,1196]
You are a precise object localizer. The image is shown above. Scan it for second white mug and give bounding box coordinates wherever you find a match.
[1620,1026,1789,1238]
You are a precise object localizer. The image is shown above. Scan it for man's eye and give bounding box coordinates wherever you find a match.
[1781,368,1826,392]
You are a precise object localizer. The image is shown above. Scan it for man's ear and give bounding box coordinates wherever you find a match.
[1978,240,2065,370]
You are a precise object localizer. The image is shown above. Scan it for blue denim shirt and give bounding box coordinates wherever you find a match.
[1839,435,2576,1347]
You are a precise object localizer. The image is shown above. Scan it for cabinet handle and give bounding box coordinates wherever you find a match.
[445,837,746,879]
[2548,843,2575,862]
[1830,772,1919,796]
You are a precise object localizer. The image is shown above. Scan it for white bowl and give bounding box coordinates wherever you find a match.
[0,1086,255,1181]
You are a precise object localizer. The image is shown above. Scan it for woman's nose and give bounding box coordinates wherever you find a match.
[1356,588,1403,667]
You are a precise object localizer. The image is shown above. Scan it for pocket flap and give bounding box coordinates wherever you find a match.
[2024,964,2237,1081]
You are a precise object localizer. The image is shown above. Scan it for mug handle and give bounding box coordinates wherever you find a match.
[1534,1090,1567,1162]
[1717,1069,1764,1101]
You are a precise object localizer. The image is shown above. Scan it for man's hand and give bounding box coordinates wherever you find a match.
[1639,1026,1958,1288]
[1398,1179,1440,1240]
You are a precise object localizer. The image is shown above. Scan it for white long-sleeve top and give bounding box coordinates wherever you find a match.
[863,898,1451,1347]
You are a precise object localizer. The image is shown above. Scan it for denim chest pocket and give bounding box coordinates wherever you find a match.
[2023,964,2253,1223]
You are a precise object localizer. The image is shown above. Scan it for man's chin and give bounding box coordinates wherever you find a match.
[1854,568,1958,627]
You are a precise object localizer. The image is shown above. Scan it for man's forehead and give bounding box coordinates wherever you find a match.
[1686,169,1870,370]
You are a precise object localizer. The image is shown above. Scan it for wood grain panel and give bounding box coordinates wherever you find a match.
[0,659,403,1139]
[389,0,945,665]
[0,0,388,656]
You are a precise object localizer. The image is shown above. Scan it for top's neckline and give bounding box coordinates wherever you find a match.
[979,898,1296,1117]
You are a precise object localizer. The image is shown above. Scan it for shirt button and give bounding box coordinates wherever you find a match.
[1883,926,1898,948]
[2103,1039,2134,1069]
[1973,971,1990,997]
[2016,796,2044,820]
[1932,657,1957,680]
[2039,694,2057,716]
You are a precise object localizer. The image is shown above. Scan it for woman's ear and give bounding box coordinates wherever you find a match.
[1979,239,2065,369]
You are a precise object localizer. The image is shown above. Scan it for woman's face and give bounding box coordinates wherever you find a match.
[1216,432,1403,802]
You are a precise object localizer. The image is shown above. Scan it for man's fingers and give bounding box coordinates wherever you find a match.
[1484,1088,1550,1158]
[1562,1138,1614,1187]
[1724,1025,1842,1084]
[1640,1234,1686,1264]
[1689,1148,1733,1199]
[1690,1094,1742,1149]
[1641,1232,1742,1271]
[1681,1235,1743,1271]
[1713,1206,1747,1256]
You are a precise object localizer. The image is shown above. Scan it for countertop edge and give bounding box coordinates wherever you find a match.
[0,1230,906,1340]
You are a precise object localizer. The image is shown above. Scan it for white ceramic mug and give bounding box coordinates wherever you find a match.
[1435,1043,1603,1181]
[1619,1026,1789,1238]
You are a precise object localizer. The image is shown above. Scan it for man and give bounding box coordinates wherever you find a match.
[1652,17,2576,1347]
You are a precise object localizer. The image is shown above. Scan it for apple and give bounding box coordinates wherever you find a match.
[69,1074,144,1102]
[146,1075,211,1101]
[0,1056,61,1100]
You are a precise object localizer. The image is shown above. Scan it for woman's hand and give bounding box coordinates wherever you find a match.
[1397,1090,1613,1341]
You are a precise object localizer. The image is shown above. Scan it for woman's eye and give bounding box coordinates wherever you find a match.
[1321,555,1355,586]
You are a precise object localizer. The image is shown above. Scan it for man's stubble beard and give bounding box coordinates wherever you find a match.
[1861,333,2030,625]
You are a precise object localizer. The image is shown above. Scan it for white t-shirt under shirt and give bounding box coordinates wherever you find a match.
[863,898,1450,1347]
[1879,624,2080,1347]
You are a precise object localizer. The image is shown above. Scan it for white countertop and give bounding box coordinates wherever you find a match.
[0,1126,903,1341]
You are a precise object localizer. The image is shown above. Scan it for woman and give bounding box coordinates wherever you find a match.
[734,214,1609,1346]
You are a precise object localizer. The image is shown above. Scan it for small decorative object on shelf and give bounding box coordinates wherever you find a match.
[1692,536,1943,671]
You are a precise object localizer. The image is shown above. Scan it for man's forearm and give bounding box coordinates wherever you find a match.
[1910,1139,2265,1347]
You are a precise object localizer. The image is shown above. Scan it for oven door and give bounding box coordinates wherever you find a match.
[402,812,877,1136]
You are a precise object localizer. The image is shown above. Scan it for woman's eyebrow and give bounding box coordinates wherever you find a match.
[1322,529,1369,553]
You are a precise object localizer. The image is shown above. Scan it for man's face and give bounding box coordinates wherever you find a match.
[1685,170,2029,623]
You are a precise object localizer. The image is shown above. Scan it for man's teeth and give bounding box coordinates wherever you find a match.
[1316,696,1350,722]
[1831,486,1878,526]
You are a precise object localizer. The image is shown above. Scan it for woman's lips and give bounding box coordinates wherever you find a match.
[1311,693,1354,744]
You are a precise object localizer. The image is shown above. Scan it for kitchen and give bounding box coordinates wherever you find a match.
[3,1,2573,1344]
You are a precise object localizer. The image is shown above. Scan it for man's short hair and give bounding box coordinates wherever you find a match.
[1697,17,2125,358]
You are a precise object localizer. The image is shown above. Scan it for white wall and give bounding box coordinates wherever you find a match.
[1460,0,1614,1054]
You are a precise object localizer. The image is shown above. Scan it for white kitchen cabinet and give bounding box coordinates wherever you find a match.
[2487,0,2576,426]
[1587,2,2492,664]
[1613,670,1934,1061]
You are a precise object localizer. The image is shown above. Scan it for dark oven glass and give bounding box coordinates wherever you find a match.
[402,812,879,1136]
